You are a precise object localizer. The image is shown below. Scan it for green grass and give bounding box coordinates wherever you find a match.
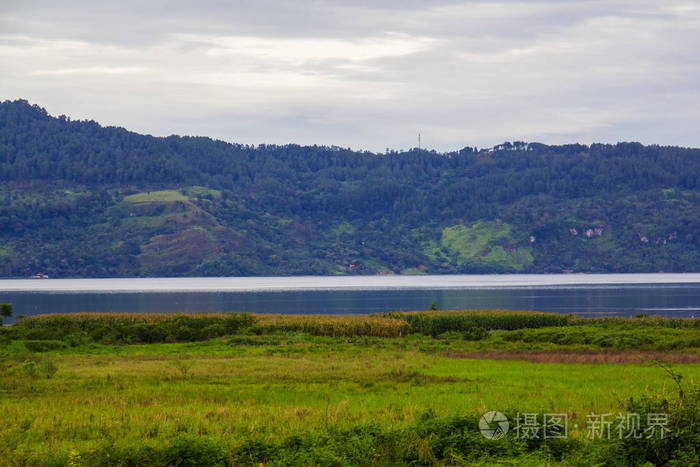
[438,221,534,270]
[503,324,700,350]
[117,213,171,229]
[123,190,191,203]
[332,222,355,236]
[400,267,427,275]
[389,309,572,335]
[1,311,699,465]
[0,244,13,257]
[184,186,222,199]
[0,336,698,465]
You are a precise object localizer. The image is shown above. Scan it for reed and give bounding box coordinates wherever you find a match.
[20,312,246,325]
[11,310,699,343]
[252,314,409,337]
[382,309,572,336]
[16,312,410,339]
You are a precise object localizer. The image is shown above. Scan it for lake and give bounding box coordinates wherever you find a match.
[1,274,700,321]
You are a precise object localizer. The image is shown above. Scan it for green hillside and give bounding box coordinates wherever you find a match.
[1,100,700,277]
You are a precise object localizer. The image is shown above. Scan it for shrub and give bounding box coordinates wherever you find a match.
[234,439,280,465]
[201,324,227,339]
[76,437,228,467]
[23,340,68,352]
[0,303,12,325]
[0,329,12,345]
[15,313,256,344]
[501,326,699,350]
[0,303,12,315]
[613,385,699,465]
[462,326,489,341]
[390,310,570,336]
[130,323,168,343]
[231,414,543,465]
[62,332,94,347]
[20,359,58,378]
[162,436,228,467]
[437,328,488,341]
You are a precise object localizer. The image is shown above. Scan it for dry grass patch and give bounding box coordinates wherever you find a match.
[253,313,409,337]
[443,350,700,363]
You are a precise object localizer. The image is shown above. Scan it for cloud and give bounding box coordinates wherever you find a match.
[1,0,699,151]
[31,67,146,76]
[180,32,438,63]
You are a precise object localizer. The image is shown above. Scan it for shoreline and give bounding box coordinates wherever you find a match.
[2,272,700,293]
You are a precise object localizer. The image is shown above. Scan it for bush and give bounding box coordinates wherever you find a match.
[162,436,228,467]
[502,326,699,350]
[234,439,280,465]
[393,310,569,336]
[437,328,488,341]
[613,385,700,465]
[76,437,228,466]
[23,340,68,352]
[21,358,58,378]
[1,303,12,315]
[15,313,256,344]
[0,303,12,325]
[0,329,11,345]
[230,414,565,465]
[201,324,227,339]
[462,326,489,341]
[130,323,168,343]
[62,332,94,347]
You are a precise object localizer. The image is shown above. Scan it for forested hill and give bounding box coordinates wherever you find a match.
[1,99,700,277]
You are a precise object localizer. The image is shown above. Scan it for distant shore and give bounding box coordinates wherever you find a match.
[2,272,700,293]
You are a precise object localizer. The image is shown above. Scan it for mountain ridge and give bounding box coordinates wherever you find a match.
[1,99,699,277]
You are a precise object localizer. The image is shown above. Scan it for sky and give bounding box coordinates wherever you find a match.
[1,0,699,152]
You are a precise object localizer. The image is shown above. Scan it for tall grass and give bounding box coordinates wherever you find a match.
[1,341,697,466]
[252,314,409,337]
[502,325,700,350]
[574,315,700,329]
[7,310,699,344]
[382,309,572,336]
[13,312,409,340]
[20,312,247,325]
[15,313,254,344]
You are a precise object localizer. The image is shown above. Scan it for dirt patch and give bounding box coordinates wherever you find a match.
[139,227,219,267]
[442,350,700,364]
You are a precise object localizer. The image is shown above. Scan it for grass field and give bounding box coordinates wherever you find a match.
[1,311,699,465]
[123,190,191,203]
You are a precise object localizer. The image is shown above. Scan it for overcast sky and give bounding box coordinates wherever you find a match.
[1,1,699,152]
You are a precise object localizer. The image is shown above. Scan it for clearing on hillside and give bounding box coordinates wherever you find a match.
[123,190,190,203]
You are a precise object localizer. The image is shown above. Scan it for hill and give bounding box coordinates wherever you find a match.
[1,99,699,277]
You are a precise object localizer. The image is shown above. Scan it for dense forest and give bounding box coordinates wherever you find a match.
[1,99,699,277]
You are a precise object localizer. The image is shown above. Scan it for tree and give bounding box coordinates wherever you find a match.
[1,303,12,324]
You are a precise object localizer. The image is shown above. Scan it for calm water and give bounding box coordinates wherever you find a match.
[2,274,700,321]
